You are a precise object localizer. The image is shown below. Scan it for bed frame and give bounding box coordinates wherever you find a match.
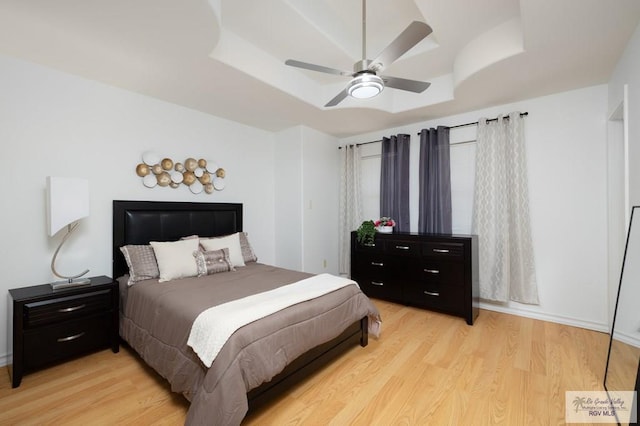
[112,200,368,411]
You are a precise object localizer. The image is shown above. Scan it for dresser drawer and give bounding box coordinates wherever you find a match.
[358,278,402,302]
[24,289,112,328]
[422,242,464,259]
[405,281,465,314]
[353,254,391,277]
[407,260,464,285]
[23,313,111,370]
[354,239,385,253]
[386,240,421,257]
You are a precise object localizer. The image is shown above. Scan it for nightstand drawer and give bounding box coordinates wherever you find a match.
[24,289,112,328]
[23,313,111,370]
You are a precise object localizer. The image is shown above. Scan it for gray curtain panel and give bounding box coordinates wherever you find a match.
[418,126,452,233]
[380,134,410,232]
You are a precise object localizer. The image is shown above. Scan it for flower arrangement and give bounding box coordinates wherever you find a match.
[374,217,396,228]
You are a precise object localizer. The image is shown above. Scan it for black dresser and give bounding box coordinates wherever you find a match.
[351,231,479,325]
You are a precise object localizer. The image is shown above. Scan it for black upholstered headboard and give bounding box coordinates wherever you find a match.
[112,200,243,279]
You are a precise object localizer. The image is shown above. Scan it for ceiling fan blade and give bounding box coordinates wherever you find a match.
[380,75,431,93]
[370,21,432,70]
[285,59,353,77]
[325,88,350,107]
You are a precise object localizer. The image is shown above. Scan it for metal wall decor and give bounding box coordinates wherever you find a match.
[136,151,226,194]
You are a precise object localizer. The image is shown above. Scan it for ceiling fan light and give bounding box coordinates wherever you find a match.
[347,74,384,99]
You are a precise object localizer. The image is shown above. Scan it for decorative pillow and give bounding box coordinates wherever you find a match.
[239,232,258,263]
[150,239,200,282]
[193,248,235,276]
[200,233,246,267]
[119,245,159,286]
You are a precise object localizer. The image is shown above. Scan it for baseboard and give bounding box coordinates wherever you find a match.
[479,302,610,333]
[612,330,640,348]
[0,352,9,368]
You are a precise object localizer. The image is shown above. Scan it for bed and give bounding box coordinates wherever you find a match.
[112,200,380,425]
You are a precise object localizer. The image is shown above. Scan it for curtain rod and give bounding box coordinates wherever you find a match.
[416,111,529,134]
[338,111,529,149]
[338,139,382,149]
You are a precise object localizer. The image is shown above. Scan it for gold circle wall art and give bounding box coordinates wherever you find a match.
[137,151,226,194]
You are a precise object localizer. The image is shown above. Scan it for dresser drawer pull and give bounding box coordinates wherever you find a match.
[423,291,440,297]
[364,243,376,247]
[424,269,440,274]
[57,332,85,343]
[58,304,86,313]
[371,262,384,266]
[395,245,410,250]
[433,248,450,253]
[371,281,384,286]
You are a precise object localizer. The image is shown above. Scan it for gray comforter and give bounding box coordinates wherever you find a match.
[119,263,380,425]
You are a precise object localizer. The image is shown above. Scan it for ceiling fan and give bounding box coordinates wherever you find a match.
[285,0,432,107]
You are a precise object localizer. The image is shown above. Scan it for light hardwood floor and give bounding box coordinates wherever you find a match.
[0,300,610,425]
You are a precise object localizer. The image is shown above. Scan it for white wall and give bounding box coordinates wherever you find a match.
[340,85,610,331]
[301,127,339,274]
[607,21,640,346]
[274,126,304,270]
[274,126,339,274]
[0,54,278,364]
[609,22,640,208]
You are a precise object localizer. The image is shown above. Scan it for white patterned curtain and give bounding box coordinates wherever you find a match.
[472,112,539,304]
[339,145,363,276]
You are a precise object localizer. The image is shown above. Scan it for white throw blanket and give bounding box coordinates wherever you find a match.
[187,273,360,368]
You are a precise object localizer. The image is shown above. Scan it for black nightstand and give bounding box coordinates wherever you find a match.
[7,275,119,388]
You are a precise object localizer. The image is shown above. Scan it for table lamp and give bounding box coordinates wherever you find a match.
[46,176,91,289]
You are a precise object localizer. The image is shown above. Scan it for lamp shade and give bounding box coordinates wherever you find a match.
[46,177,89,237]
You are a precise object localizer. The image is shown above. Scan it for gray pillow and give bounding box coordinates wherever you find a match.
[194,248,235,276]
[183,232,258,263]
[120,245,159,285]
[239,232,258,263]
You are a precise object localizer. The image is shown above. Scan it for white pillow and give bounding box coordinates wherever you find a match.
[200,233,246,267]
[150,238,200,282]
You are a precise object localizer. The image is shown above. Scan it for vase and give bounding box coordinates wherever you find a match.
[376,226,393,233]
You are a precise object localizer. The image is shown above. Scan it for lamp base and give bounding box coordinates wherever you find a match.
[50,278,92,290]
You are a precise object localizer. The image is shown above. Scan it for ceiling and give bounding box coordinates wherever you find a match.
[0,0,639,138]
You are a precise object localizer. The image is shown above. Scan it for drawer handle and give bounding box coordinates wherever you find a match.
[57,332,85,343]
[58,304,86,313]
[424,291,440,297]
[371,281,384,286]
[395,245,410,250]
[364,243,376,247]
[424,269,440,274]
[371,262,384,266]
[433,248,450,253]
